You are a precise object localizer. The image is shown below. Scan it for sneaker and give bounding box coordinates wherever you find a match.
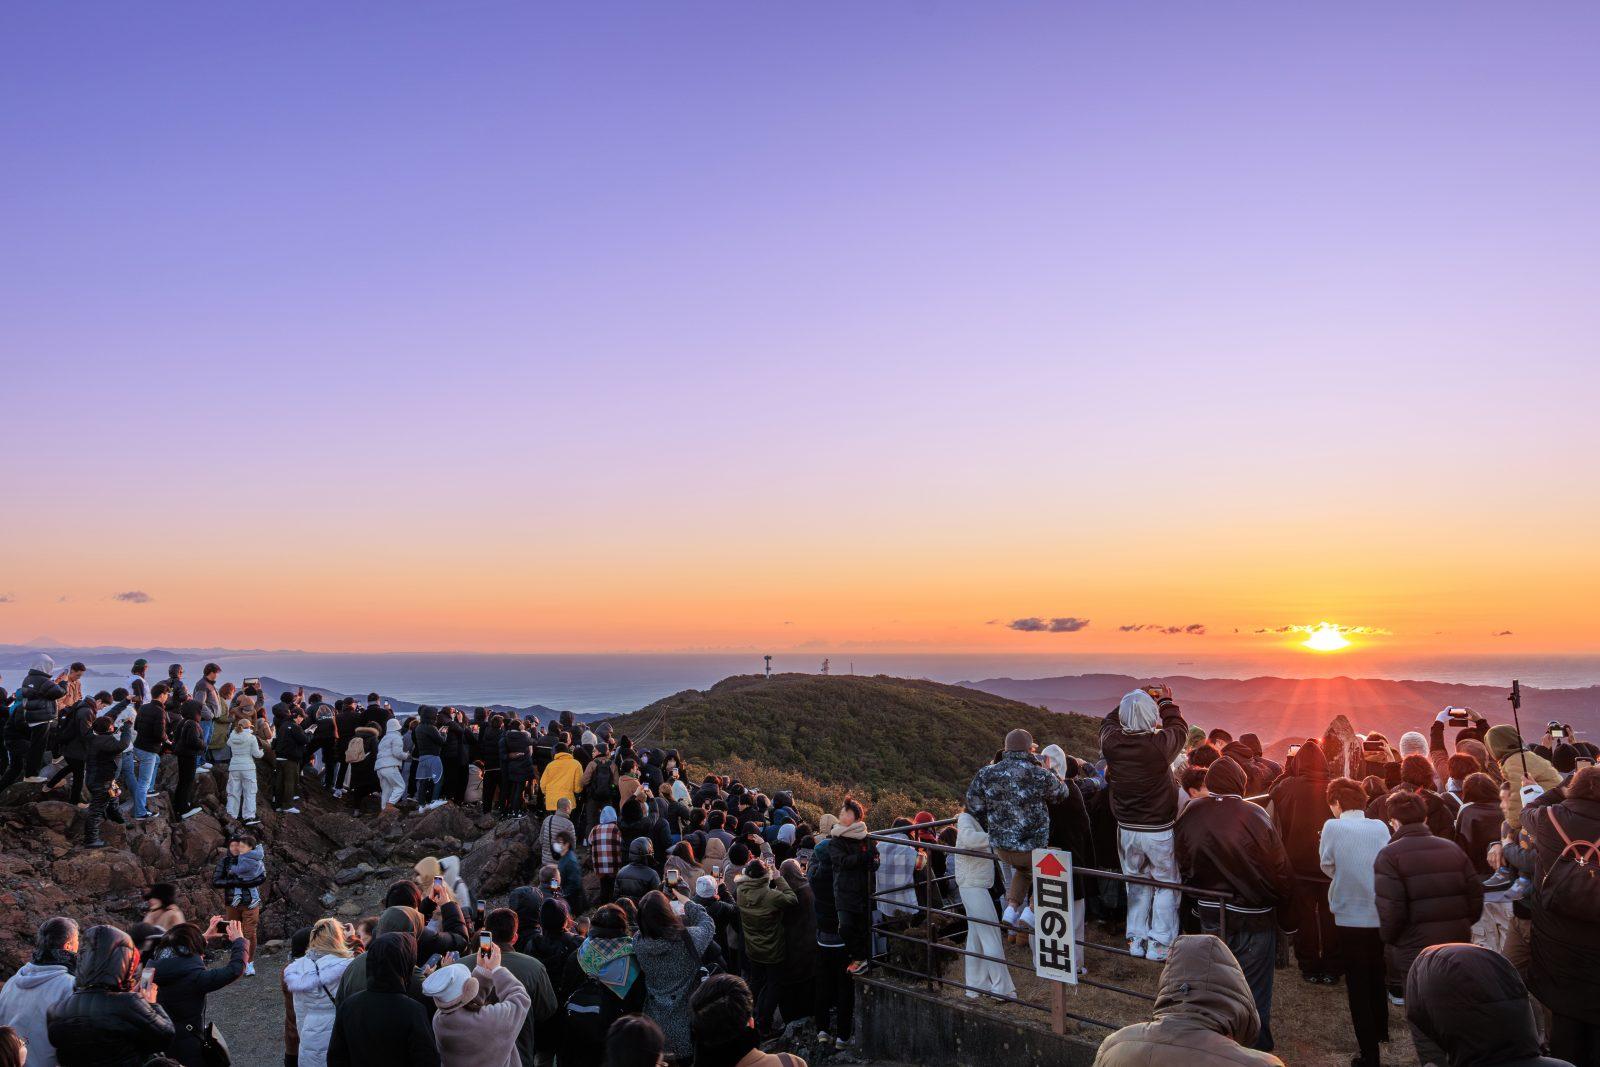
[834,1037,850,1051]
[1017,907,1035,931]
[845,960,871,976]
[245,818,260,826]
[1506,875,1534,902]
[424,800,447,811]
[1145,941,1170,962]
[84,839,108,849]
[280,807,300,815]
[1126,937,1147,959]
[1482,867,1515,894]
[181,807,203,820]
[817,1030,832,1046]
[244,961,256,976]
[1387,992,1405,1007]
[1001,903,1018,926]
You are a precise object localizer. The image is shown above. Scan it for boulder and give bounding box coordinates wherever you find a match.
[50,848,145,895]
[180,815,227,867]
[459,818,537,896]
[409,803,477,844]
[30,801,79,833]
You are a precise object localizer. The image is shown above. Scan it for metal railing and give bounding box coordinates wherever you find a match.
[857,818,1235,1036]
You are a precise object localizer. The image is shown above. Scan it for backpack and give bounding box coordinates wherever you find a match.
[589,761,618,805]
[1534,807,1600,920]
[559,977,627,1064]
[345,734,367,764]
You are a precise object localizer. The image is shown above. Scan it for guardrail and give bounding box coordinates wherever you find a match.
[858,817,1235,1036]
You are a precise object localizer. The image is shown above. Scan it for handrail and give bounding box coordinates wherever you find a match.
[860,820,1220,1037]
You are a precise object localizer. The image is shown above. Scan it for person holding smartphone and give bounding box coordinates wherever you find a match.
[46,925,175,1066]
[423,937,530,1067]
[151,918,247,1067]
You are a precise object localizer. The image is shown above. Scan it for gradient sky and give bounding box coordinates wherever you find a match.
[2,4,1598,655]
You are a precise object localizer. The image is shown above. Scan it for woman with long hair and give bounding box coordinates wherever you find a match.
[151,918,247,1067]
[283,918,357,1067]
[630,890,716,1062]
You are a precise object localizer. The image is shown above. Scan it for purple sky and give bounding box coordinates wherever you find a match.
[2,5,1598,653]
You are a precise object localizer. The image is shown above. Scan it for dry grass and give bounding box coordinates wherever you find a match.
[896,921,1411,1067]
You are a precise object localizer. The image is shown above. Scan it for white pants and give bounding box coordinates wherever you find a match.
[378,767,406,807]
[227,770,257,821]
[959,887,1018,998]
[1472,901,1512,954]
[1119,827,1179,949]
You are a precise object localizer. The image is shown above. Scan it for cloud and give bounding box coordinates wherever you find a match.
[112,590,154,604]
[1008,616,1090,634]
[1120,623,1206,635]
[1255,622,1390,637]
[0,594,13,604]
[1491,630,1514,637]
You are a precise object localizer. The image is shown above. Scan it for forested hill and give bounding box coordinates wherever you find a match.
[601,673,1101,816]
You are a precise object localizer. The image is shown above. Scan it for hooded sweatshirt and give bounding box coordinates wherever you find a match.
[45,926,174,1067]
[1093,935,1284,1066]
[328,932,439,1067]
[376,718,405,772]
[1485,726,1562,830]
[1099,691,1189,833]
[1405,944,1569,1067]
[0,960,76,1067]
[1266,740,1331,879]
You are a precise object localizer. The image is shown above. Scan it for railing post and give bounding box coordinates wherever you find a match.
[1051,981,1067,1035]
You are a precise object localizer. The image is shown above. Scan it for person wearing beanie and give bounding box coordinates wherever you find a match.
[1097,685,1189,961]
[1551,743,1579,779]
[1174,756,1297,1053]
[1398,731,1429,762]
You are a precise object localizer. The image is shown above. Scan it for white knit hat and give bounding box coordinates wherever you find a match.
[422,963,479,1009]
[695,875,718,900]
[1399,731,1428,759]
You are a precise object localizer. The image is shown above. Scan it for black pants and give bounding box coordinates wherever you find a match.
[749,959,785,1034]
[815,942,854,1039]
[273,758,300,809]
[839,910,870,961]
[25,728,50,777]
[174,757,197,814]
[480,767,499,811]
[1551,1013,1600,1067]
[503,775,528,814]
[82,776,124,843]
[323,755,344,790]
[443,761,467,803]
[0,740,28,790]
[47,757,85,803]
[1340,925,1387,1066]
[1291,876,1342,978]
[1200,912,1277,1053]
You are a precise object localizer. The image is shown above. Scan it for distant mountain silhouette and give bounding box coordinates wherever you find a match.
[252,675,597,723]
[963,673,1600,748]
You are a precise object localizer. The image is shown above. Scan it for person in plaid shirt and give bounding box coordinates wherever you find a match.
[586,804,623,904]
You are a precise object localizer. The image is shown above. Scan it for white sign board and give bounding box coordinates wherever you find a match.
[1030,847,1078,985]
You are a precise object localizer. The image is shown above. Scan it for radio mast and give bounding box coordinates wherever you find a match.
[763,655,773,680]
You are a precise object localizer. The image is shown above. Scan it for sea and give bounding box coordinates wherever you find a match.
[63,650,1600,716]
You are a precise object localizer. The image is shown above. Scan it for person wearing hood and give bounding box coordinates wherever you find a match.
[212,832,266,975]
[953,812,1018,999]
[1174,756,1296,1053]
[284,919,357,1067]
[585,805,623,904]
[423,940,529,1067]
[171,700,207,819]
[45,925,175,1067]
[1485,725,1563,833]
[150,920,247,1067]
[557,904,644,1067]
[1039,743,1096,951]
[1097,685,1189,961]
[1520,765,1600,1065]
[412,706,447,810]
[1093,934,1284,1066]
[80,711,133,849]
[776,857,817,1028]
[615,837,662,902]
[328,932,439,1067]
[1239,733,1281,789]
[223,715,265,825]
[1406,944,1573,1067]
[374,717,406,812]
[1266,739,1340,984]
[0,919,78,1067]
[618,796,673,870]
[964,728,1073,935]
[3,655,67,789]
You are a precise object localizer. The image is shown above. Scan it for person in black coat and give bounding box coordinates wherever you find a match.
[12,660,67,786]
[82,713,134,847]
[1267,739,1341,982]
[1374,791,1484,1067]
[1406,944,1573,1067]
[1174,756,1297,1053]
[171,702,207,819]
[46,925,175,1067]
[328,932,440,1067]
[474,715,503,812]
[1367,755,1458,843]
[1522,766,1600,1065]
[151,920,247,1067]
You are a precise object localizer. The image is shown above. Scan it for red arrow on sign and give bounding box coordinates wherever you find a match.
[1036,853,1065,877]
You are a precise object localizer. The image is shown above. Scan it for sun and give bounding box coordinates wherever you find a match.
[1302,623,1351,653]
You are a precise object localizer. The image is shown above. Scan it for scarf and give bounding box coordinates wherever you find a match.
[577,935,638,999]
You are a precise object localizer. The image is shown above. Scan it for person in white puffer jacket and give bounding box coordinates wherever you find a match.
[954,811,1017,998]
[225,716,265,824]
[375,718,406,811]
[283,918,357,1067]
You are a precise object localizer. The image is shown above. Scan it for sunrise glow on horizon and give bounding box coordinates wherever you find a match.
[4,6,1598,658]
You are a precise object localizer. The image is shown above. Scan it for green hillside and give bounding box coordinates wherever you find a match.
[603,673,1102,819]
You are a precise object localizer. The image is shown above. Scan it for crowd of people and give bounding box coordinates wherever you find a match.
[2,658,1598,1067]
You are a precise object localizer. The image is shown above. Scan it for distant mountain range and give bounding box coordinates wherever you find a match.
[963,673,1600,747]
[246,676,606,722]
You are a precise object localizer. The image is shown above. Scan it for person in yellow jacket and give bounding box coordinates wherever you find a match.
[1485,725,1562,830]
[540,745,584,812]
